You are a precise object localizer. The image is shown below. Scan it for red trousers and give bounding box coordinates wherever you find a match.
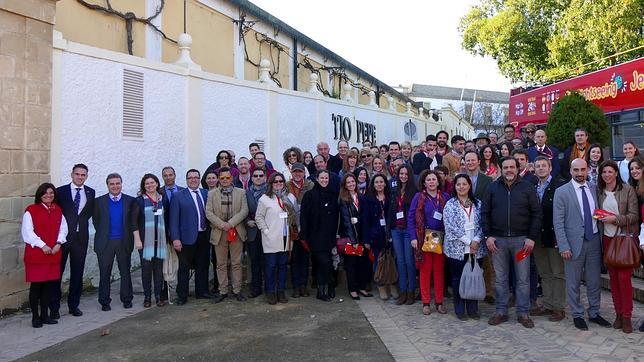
[419,252,444,305]
[603,236,634,318]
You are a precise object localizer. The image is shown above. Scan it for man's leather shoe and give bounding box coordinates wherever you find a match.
[196,292,215,299]
[468,311,481,320]
[143,300,152,308]
[517,316,534,328]
[50,310,60,320]
[176,299,187,306]
[589,315,611,327]
[41,317,58,325]
[549,310,565,322]
[69,308,83,317]
[488,314,509,326]
[212,293,227,304]
[248,290,262,299]
[32,317,43,328]
[101,304,111,311]
[123,302,133,309]
[573,317,588,331]
[530,306,553,317]
[234,293,247,302]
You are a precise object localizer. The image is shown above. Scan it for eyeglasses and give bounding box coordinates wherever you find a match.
[252,174,265,178]
[187,176,200,180]
[255,158,265,161]
[361,154,371,158]
[219,176,232,180]
[526,130,535,134]
[219,156,229,159]
[273,180,285,184]
[288,154,297,157]
[512,142,522,145]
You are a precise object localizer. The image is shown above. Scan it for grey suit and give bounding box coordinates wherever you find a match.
[553,181,602,319]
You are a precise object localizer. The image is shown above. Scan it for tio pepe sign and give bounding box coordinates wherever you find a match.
[331,113,376,144]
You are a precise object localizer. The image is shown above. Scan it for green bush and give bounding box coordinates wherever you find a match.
[546,92,610,151]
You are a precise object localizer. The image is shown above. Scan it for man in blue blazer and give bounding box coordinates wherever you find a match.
[93,173,137,311]
[50,164,95,318]
[161,166,184,204]
[169,169,213,305]
[527,130,560,178]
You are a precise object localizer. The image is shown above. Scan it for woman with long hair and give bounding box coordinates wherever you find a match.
[22,183,68,327]
[388,164,418,305]
[499,142,514,158]
[281,146,309,181]
[133,174,170,308]
[372,155,390,179]
[339,150,359,178]
[443,174,487,320]
[408,170,450,315]
[585,143,604,185]
[480,145,500,179]
[354,166,370,195]
[596,160,640,333]
[339,173,373,300]
[618,141,640,182]
[401,141,413,163]
[360,148,374,174]
[365,174,393,300]
[255,172,299,304]
[629,156,644,332]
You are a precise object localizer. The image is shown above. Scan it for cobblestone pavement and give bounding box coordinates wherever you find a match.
[358,288,644,362]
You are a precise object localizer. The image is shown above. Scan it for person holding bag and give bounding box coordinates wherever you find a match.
[339,173,373,300]
[596,160,640,334]
[255,173,299,305]
[300,170,340,302]
[408,170,450,315]
[364,174,394,300]
[443,174,487,320]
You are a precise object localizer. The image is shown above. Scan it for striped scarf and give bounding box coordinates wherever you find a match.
[142,197,167,261]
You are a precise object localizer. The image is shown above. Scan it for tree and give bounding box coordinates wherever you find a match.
[459,0,644,83]
[546,92,610,151]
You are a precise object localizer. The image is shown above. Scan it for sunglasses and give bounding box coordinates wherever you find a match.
[219,176,232,180]
[252,174,265,178]
[361,154,371,158]
[526,130,535,134]
[288,154,297,157]
[273,180,285,184]
[219,156,229,159]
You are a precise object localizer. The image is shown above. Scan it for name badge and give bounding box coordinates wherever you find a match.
[433,211,442,220]
[464,222,474,231]
[154,208,163,216]
[351,217,358,225]
[279,212,288,219]
[379,218,386,226]
[396,211,404,220]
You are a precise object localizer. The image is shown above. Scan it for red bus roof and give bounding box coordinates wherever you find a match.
[509,57,644,129]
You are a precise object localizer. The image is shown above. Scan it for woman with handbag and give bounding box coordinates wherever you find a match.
[443,174,487,320]
[596,160,640,333]
[339,173,373,300]
[388,164,417,305]
[408,170,450,315]
[300,170,340,302]
[256,173,299,305]
[365,174,394,300]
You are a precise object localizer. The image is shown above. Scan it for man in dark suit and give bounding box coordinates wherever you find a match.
[327,140,348,174]
[93,173,137,311]
[527,130,560,178]
[161,166,184,204]
[531,156,566,322]
[513,149,539,185]
[412,135,442,175]
[169,169,213,305]
[50,163,95,318]
[463,151,493,200]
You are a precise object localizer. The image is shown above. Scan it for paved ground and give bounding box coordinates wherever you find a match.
[358,287,644,361]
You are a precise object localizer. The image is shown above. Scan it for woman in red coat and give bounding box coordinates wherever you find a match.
[21,183,68,328]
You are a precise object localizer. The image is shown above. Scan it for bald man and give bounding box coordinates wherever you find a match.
[527,130,560,178]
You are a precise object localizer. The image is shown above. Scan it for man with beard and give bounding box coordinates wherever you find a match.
[435,130,450,156]
[442,135,465,180]
[412,135,442,175]
[234,157,252,190]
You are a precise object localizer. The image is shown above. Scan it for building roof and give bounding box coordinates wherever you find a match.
[409,84,509,104]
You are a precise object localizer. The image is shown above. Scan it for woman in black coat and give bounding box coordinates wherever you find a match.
[300,170,339,301]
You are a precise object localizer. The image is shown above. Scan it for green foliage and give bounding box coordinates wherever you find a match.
[459,0,644,83]
[546,92,610,150]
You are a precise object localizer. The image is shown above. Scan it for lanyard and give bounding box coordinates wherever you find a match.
[276,196,286,211]
[459,200,473,221]
[538,146,553,159]
[397,194,404,211]
[145,193,160,210]
[427,191,442,211]
[352,193,359,211]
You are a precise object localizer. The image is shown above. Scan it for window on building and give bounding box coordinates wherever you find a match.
[122,69,144,140]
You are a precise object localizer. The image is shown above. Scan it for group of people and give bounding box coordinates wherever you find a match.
[22,128,644,334]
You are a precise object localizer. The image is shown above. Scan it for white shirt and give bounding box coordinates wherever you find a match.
[618,159,631,184]
[188,188,206,232]
[109,193,122,202]
[21,204,68,248]
[601,191,619,236]
[572,180,598,234]
[70,183,87,214]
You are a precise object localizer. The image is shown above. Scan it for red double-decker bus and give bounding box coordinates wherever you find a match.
[509,57,644,158]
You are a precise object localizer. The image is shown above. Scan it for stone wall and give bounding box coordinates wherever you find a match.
[0,0,56,315]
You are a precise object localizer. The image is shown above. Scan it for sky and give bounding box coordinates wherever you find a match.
[249,0,513,93]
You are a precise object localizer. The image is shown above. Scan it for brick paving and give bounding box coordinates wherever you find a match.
[358,288,644,361]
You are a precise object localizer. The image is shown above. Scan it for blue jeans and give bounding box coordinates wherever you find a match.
[391,228,415,293]
[491,236,530,317]
[291,240,310,289]
[264,252,288,294]
[448,255,481,316]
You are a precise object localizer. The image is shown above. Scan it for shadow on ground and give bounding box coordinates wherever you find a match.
[19,289,393,362]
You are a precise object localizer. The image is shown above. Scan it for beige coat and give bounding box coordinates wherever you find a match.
[597,183,640,236]
[255,194,299,253]
[206,187,249,245]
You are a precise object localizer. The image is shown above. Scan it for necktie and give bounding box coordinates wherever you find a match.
[580,185,594,240]
[193,191,207,230]
[74,187,81,213]
[167,187,175,201]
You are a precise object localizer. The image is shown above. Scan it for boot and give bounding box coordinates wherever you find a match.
[277,291,288,304]
[31,310,42,328]
[328,285,336,299]
[622,317,633,334]
[613,314,623,329]
[317,285,331,302]
[389,285,399,299]
[266,293,277,305]
[378,286,389,300]
[291,288,300,298]
[395,292,407,305]
[300,286,310,297]
[405,291,415,305]
[40,307,57,325]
